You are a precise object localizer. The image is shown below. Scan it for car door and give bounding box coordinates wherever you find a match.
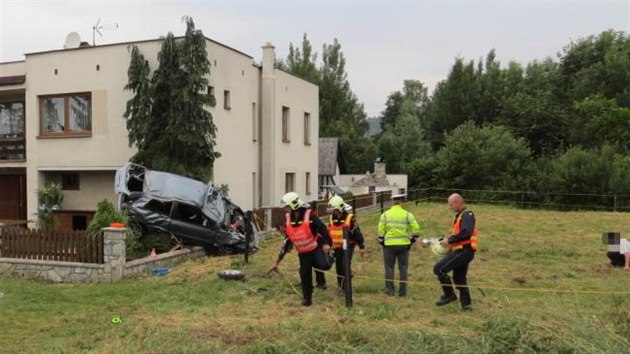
[168,201,217,247]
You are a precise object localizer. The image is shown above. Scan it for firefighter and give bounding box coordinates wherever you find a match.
[271,192,332,306]
[434,193,478,311]
[377,194,420,297]
[327,195,365,296]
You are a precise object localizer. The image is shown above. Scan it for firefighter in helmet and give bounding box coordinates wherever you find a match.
[327,195,365,296]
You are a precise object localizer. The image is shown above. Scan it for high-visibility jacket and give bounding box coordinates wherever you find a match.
[285,209,318,253]
[328,213,354,249]
[450,210,478,251]
[378,205,420,246]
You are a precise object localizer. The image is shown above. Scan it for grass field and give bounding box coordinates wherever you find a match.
[1,202,629,353]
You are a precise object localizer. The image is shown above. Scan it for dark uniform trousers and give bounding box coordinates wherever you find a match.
[298,249,319,301]
[433,248,475,306]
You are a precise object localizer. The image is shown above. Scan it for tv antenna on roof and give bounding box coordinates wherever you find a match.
[92,18,118,46]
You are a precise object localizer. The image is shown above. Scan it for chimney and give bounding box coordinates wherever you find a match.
[260,42,277,207]
[374,158,386,177]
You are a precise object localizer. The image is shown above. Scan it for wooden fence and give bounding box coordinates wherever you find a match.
[0,228,104,263]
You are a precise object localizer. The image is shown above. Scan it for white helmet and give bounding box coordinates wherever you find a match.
[280,192,302,210]
[327,195,346,213]
[430,238,449,256]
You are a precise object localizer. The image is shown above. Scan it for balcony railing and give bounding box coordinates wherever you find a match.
[0,136,26,161]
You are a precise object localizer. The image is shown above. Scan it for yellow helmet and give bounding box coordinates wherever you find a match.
[327,195,345,212]
[280,192,302,210]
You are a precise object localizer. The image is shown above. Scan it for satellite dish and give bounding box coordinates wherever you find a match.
[64,32,81,49]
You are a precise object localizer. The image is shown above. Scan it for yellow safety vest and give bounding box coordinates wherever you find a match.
[450,210,478,251]
[378,205,420,246]
[328,213,353,249]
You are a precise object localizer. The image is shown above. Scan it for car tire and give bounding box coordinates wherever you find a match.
[217,269,245,281]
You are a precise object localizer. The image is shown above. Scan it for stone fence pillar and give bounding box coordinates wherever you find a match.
[102,227,126,282]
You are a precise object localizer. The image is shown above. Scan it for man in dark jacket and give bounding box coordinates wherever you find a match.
[434,193,478,311]
[271,192,332,306]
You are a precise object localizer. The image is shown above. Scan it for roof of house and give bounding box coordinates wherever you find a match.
[318,137,339,176]
[351,171,390,187]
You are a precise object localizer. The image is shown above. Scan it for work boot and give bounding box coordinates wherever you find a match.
[301,298,312,307]
[435,293,457,306]
[316,284,327,290]
[461,303,472,311]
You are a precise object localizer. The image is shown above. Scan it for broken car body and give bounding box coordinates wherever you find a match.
[115,163,257,254]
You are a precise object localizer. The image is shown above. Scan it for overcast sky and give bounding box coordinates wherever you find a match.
[1,1,628,117]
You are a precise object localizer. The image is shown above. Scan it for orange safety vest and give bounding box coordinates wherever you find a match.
[285,209,318,253]
[450,210,478,252]
[328,213,354,249]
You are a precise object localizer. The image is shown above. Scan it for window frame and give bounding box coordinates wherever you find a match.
[285,172,295,193]
[61,172,80,190]
[0,101,25,138]
[39,92,92,137]
[223,90,231,110]
[303,112,311,145]
[282,106,290,143]
[305,172,311,196]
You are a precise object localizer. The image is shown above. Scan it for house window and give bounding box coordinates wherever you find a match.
[224,90,231,110]
[0,102,25,137]
[305,172,311,196]
[282,106,290,143]
[252,102,258,142]
[207,86,215,96]
[303,112,311,145]
[61,173,80,190]
[285,173,295,193]
[39,93,91,136]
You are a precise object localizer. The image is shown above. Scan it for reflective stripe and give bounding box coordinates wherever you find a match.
[285,209,318,253]
[378,206,419,246]
[451,211,478,251]
[328,213,353,249]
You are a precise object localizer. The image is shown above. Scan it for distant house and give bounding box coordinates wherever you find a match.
[338,159,407,197]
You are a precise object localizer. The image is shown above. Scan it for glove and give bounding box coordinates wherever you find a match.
[411,235,419,244]
[377,237,384,246]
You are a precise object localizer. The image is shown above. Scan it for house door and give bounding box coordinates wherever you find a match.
[0,175,26,220]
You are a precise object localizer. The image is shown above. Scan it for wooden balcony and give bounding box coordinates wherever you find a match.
[0,136,26,161]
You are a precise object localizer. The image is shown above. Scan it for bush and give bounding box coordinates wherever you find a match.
[434,122,535,191]
[37,182,64,230]
[87,199,143,257]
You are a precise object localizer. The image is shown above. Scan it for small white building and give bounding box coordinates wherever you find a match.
[338,160,407,197]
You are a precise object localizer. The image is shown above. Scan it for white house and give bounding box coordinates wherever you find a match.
[0,33,319,229]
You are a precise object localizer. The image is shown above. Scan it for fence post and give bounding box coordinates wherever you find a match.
[265,208,272,232]
[244,211,253,264]
[102,227,126,283]
[613,194,617,212]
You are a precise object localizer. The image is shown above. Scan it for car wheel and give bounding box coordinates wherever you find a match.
[217,269,245,281]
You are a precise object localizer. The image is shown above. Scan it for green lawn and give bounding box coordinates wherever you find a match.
[1,202,629,353]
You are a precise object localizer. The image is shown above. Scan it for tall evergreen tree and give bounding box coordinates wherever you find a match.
[123,18,218,181]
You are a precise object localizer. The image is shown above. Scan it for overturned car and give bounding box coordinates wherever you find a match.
[115,163,257,254]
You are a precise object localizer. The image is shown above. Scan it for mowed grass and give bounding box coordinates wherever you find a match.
[1,202,630,353]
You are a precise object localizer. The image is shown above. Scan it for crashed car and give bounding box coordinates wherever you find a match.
[114,162,257,254]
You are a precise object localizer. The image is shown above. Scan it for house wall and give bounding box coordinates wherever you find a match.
[11,36,317,220]
[274,70,319,201]
[0,61,25,77]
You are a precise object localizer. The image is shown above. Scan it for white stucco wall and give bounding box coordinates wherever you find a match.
[274,70,319,203]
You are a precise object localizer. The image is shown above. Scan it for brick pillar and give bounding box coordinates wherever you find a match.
[103,227,126,283]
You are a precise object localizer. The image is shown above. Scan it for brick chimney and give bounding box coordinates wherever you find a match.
[374,158,386,178]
